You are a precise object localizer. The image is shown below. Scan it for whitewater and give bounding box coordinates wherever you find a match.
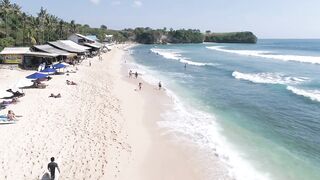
[130,40,320,180]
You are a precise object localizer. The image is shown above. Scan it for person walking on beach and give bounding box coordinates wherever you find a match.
[135,72,138,79]
[129,70,132,78]
[99,53,102,61]
[89,60,91,67]
[158,81,162,90]
[139,82,142,90]
[48,157,60,180]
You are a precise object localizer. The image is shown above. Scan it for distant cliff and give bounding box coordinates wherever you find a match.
[118,28,258,44]
[204,32,257,44]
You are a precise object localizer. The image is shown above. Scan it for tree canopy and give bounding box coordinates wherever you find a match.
[0,0,257,50]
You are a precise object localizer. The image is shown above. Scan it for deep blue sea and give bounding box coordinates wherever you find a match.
[129,40,320,180]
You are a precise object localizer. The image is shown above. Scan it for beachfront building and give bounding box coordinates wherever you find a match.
[0,47,59,69]
[32,44,77,63]
[86,35,98,41]
[104,34,114,43]
[68,34,104,55]
[48,40,90,59]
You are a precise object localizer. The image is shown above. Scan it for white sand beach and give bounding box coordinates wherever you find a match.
[0,44,202,180]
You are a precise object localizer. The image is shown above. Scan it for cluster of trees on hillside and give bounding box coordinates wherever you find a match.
[0,0,257,50]
[0,0,115,50]
[204,31,257,43]
[116,28,204,44]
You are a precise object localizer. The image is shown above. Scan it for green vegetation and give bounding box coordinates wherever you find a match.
[204,32,257,43]
[0,0,114,50]
[0,0,257,50]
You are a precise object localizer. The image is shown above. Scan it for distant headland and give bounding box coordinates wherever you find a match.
[117,28,258,44]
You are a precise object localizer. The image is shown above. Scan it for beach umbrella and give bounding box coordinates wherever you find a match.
[26,72,48,79]
[52,63,66,69]
[61,62,70,66]
[40,67,57,74]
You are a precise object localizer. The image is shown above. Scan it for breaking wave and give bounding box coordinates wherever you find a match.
[232,71,308,85]
[207,46,320,65]
[287,86,320,102]
[151,48,219,67]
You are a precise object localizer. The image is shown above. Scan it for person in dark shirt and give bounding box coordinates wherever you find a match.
[48,157,60,180]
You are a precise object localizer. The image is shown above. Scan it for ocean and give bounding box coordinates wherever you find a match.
[127,40,320,180]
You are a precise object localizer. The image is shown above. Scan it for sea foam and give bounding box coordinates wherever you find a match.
[151,48,218,67]
[232,71,308,85]
[287,86,320,102]
[128,50,270,180]
[207,46,320,65]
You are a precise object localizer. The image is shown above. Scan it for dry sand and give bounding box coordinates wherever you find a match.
[0,44,201,180]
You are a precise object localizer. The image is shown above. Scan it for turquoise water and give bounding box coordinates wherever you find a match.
[129,40,320,180]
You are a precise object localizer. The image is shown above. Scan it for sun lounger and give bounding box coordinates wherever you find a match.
[0,116,15,124]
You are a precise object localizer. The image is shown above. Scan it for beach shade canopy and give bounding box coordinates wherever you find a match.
[41,67,57,74]
[52,63,67,69]
[26,72,48,79]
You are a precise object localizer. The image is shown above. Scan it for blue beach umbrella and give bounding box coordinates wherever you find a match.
[52,63,66,69]
[40,67,57,74]
[26,72,48,79]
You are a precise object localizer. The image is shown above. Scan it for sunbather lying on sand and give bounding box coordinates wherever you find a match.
[6,89,25,98]
[49,93,61,98]
[1,97,19,105]
[66,80,77,85]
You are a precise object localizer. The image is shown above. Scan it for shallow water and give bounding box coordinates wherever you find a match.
[129,40,320,180]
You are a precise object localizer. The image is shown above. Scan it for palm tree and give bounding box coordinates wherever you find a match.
[0,0,12,37]
[37,7,47,44]
[70,20,76,34]
[58,20,64,39]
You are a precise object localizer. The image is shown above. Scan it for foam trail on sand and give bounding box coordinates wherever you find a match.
[232,71,308,85]
[158,92,271,180]
[287,86,320,102]
[127,51,270,180]
[207,46,320,64]
[151,48,219,67]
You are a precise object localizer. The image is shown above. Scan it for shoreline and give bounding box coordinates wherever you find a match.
[119,45,235,180]
[111,45,202,180]
[0,43,203,179]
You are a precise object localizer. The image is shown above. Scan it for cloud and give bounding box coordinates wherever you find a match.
[111,1,121,6]
[89,0,100,5]
[133,0,143,7]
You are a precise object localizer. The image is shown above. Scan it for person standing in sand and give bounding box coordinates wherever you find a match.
[99,53,102,61]
[158,81,162,90]
[139,82,142,90]
[48,157,60,180]
[135,72,138,79]
[129,70,132,78]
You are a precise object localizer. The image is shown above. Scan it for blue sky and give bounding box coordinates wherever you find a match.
[11,0,320,38]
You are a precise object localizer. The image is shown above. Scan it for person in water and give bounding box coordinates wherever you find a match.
[184,63,187,70]
[48,157,60,180]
